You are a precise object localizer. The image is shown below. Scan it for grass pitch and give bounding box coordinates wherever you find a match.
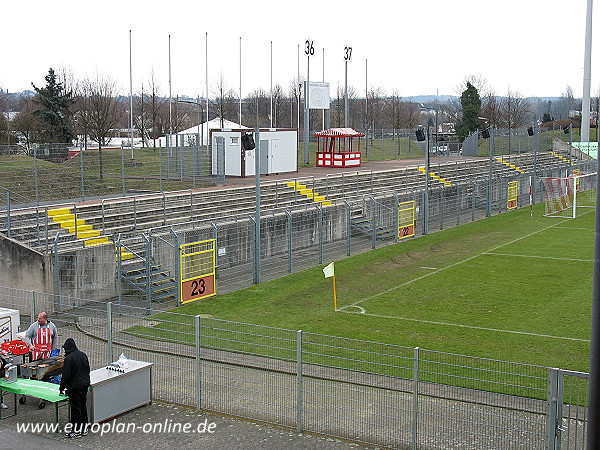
[151,202,594,372]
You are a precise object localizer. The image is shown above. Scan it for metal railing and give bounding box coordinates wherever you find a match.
[0,287,587,448]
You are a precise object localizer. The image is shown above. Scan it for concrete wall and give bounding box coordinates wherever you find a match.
[57,244,119,301]
[154,204,348,271]
[0,234,53,305]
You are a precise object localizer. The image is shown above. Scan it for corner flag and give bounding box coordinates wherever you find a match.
[323,262,335,278]
[323,262,337,310]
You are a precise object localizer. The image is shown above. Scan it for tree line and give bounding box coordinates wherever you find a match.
[0,68,593,158]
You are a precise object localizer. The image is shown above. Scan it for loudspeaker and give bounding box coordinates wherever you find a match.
[563,126,570,134]
[481,129,490,139]
[241,133,255,150]
[415,129,426,142]
[527,127,534,136]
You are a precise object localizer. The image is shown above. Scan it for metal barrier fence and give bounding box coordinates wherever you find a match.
[0,287,587,448]
[0,128,566,210]
[38,160,591,308]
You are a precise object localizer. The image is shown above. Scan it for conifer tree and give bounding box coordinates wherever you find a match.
[456,82,481,141]
[32,68,75,160]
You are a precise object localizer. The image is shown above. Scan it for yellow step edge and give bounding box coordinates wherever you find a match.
[60,219,87,227]
[118,251,135,261]
[313,196,326,202]
[84,238,110,246]
[66,225,93,233]
[48,208,71,216]
[321,201,334,206]
[444,182,452,186]
[51,214,76,222]
[299,188,313,195]
[77,230,101,239]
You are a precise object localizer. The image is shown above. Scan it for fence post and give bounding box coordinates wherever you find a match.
[317,204,324,264]
[286,211,292,273]
[412,347,420,450]
[53,235,61,313]
[6,191,10,238]
[79,141,85,201]
[144,234,152,312]
[211,223,219,293]
[29,291,36,325]
[371,197,377,249]
[394,193,399,244]
[343,201,352,256]
[107,302,113,364]
[116,234,123,310]
[195,315,202,411]
[546,367,560,450]
[296,330,303,432]
[170,228,181,308]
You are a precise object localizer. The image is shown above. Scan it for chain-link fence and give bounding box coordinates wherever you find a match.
[0,128,571,210]
[0,287,587,448]
[1,154,595,311]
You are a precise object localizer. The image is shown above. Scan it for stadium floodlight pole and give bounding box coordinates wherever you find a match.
[129,30,134,160]
[415,126,429,235]
[239,36,242,126]
[344,45,351,129]
[587,91,600,450]
[483,126,493,217]
[254,128,261,284]
[205,32,209,140]
[425,125,430,235]
[569,125,573,173]
[168,34,172,136]
[304,38,313,165]
[270,40,273,128]
[581,0,593,143]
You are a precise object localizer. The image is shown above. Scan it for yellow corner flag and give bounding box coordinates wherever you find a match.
[323,262,337,310]
[323,262,335,278]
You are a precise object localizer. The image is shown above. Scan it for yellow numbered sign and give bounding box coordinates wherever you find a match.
[180,239,216,304]
[507,181,518,210]
[398,201,416,240]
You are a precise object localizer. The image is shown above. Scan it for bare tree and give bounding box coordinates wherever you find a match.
[78,73,124,179]
[481,91,503,128]
[499,90,530,128]
[399,101,421,129]
[386,91,403,130]
[12,97,41,149]
[0,87,9,145]
[245,88,269,128]
[287,77,303,129]
[272,83,285,127]
[141,72,168,148]
[212,72,237,127]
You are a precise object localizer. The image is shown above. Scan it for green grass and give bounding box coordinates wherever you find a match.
[125,201,595,375]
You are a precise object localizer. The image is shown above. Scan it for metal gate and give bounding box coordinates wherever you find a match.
[547,368,588,449]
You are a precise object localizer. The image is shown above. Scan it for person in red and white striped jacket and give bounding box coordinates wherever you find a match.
[24,312,58,361]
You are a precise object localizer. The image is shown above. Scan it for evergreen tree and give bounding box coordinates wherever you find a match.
[456,82,481,141]
[32,68,75,160]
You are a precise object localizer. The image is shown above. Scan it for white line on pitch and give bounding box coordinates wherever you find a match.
[348,218,574,308]
[484,252,593,262]
[553,226,594,231]
[337,310,589,342]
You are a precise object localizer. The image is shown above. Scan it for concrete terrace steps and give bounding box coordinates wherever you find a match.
[47,207,134,260]
[286,181,333,206]
[0,151,580,252]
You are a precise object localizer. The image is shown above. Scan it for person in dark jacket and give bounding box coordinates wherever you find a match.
[59,338,90,438]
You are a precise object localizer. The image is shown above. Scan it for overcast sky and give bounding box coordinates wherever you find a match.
[2,0,598,99]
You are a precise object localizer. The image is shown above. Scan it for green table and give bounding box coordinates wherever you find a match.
[0,378,69,424]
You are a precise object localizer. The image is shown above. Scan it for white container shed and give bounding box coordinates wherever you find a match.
[211,128,298,177]
[0,307,20,343]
